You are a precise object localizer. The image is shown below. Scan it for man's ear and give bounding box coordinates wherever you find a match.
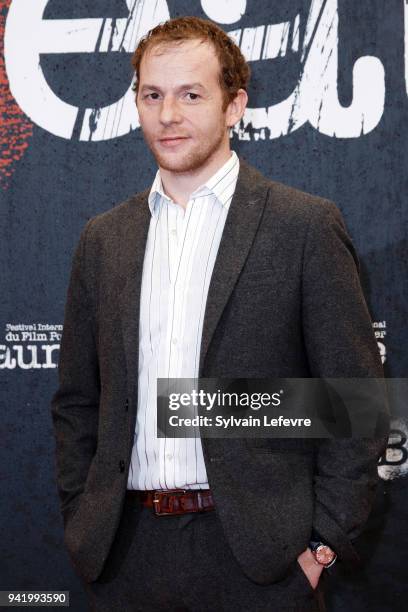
[225,89,248,128]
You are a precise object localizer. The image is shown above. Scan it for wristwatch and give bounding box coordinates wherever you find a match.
[309,540,337,568]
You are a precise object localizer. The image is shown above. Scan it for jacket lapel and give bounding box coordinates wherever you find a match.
[118,188,151,401]
[198,159,269,375]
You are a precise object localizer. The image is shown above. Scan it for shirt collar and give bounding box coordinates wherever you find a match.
[148,150,240,216]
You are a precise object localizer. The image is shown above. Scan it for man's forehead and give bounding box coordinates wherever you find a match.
[145,38,217,62]
[139,39,220,88]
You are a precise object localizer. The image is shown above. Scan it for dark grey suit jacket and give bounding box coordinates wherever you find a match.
[51,159,389,585]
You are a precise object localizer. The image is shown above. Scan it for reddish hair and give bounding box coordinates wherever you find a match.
[131,16,250,111]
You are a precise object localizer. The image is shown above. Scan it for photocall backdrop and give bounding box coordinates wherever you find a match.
[1,1,407,610]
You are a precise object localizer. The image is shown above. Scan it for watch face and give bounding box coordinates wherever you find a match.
[316,545,335,565]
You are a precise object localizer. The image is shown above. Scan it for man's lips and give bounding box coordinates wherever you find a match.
[158,136,190,147]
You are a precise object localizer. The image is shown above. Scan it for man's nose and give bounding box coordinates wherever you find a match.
[159,96,182,125]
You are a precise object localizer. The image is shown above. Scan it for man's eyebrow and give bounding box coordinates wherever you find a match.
[139,82,206,93]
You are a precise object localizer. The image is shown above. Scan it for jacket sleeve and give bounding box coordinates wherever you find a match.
[301,200,390,566]
[51,219,100,528]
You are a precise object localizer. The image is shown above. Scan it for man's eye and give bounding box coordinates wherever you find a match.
[186,92,199,101]
[145,92,160,100]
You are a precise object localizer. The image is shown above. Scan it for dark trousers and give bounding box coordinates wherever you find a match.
[83,491,327,612]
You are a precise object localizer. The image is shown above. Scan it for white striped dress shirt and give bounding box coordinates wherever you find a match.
[127,150,240,491]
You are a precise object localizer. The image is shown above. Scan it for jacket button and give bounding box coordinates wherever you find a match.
[125,398,129,412]
[119,460,125,473]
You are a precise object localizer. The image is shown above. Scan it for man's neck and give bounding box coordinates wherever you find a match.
[159,146,233,210]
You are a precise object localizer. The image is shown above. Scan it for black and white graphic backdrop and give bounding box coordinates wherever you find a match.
[1,1,407,610]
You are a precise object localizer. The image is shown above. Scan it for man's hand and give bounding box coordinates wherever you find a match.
[297,548,324,589]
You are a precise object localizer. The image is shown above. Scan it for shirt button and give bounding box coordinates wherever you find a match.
[171,337,177,345]
[119,460,125,473]
[171,229,177,236]
[166,454,173,460]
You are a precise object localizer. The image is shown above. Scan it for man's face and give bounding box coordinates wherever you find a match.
[136,39,231,174]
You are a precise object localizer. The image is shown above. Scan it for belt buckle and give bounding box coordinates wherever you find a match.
[152,489,186,516]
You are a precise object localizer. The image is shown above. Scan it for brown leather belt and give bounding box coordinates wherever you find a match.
[133,488,215,516]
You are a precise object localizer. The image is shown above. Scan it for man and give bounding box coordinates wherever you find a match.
[51,16,389,612]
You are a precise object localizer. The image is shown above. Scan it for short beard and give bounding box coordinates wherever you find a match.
[145,126,227,175]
